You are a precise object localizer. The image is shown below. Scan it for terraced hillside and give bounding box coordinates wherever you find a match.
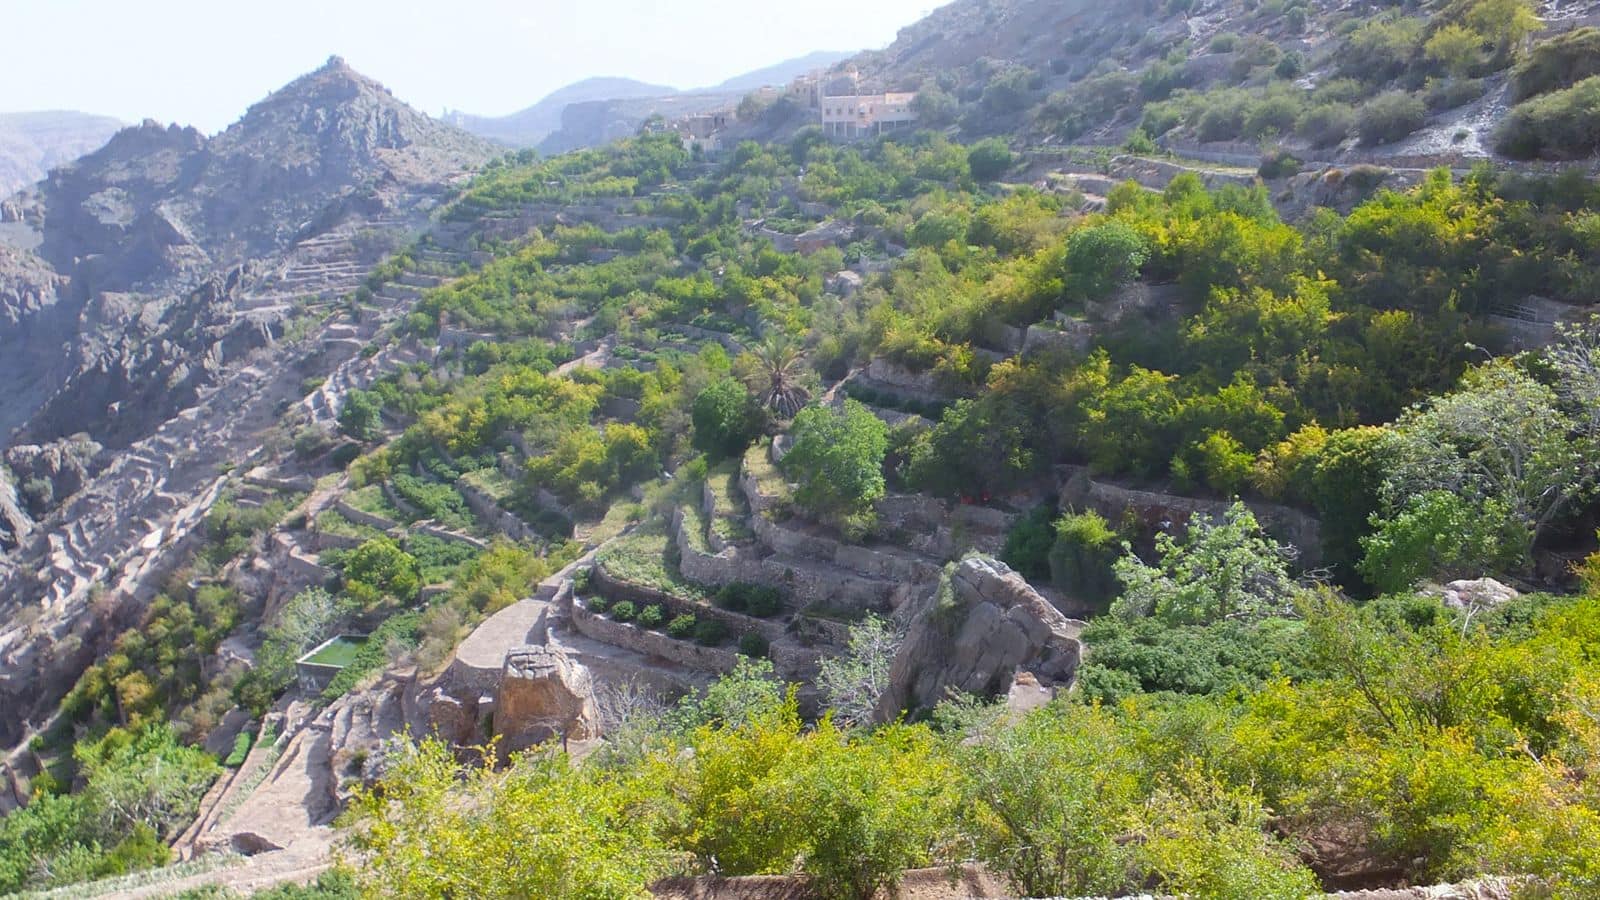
[8,13,1600,893]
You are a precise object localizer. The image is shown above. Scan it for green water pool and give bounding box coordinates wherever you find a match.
[303,636,367,668]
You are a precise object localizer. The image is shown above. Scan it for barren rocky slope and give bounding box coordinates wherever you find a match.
[0,57,495,749]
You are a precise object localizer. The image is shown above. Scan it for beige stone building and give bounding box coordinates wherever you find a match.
[819,91,917,138]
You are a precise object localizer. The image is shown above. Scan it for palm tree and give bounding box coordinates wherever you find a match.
[744,335,811,420]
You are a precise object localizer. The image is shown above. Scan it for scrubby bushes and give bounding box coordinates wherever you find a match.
[1497,76,1600,158]
[1296,102,1356,147]
[967,138,1014,181]
[667,613,698,638]
[0,726,219,894]
[1512,26,1600,100]
[1358,91,1428,145]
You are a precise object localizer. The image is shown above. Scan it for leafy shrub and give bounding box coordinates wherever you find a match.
[338,389,383,442]
[1257,148,1302,179]
[1123,128,1159,155]
[609,601,637,623]
[1425,77,1486,111]
[585,596,609,613]
[1295,102,1355,148]
[224,730,253,768]
[1359,92,1428,145]
[781,401,889,523]
[638,604,665,628]
[1243,92,1303,140]
[745,586,783,618]
[667,613,698,638]
[1001,504,1057,582]
[1209,32,1240,52]
[1497,76,1600,159]
[968,138,1015,181]
[1049,510,1122,611]
[1512,27,1600,100]
[694,617,730,646]
[738,632,770,658]
[692,378,766,460]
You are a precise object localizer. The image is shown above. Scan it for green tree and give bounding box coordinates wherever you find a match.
[692,377,765,460]
[338,389,384,442]
[957,702,1140,896]
[1112,502,1301,626]
[967,138,1014,181]
[816,615,902,726]
[1130,767,1320,899]
[1381,361,1598,562]
[1064,220,1150,302]
[1359,490,1523,593]
[344,537,421,606]
[1049,510,1122,610]
[346,738,671,899]
[781,400,889,523]
[738,335,812,420]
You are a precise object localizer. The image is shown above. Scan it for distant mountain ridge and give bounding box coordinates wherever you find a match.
[447,50,855,149]
[0,111,123,198]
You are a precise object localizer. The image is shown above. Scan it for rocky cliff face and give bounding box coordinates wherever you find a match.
[1,56,497,452]
[0,58,497,748]
[877,555,1082,721]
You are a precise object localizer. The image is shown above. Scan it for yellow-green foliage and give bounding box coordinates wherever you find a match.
[344,590,1600,897]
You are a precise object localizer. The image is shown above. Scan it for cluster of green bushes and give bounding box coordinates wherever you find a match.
[345,577,1600,898]
[201,491,296,565]
[585,595,746,649]
[714,582,783,618]
[1,726,219,894]
[60,583,243,736]
[1497,75,1600,159]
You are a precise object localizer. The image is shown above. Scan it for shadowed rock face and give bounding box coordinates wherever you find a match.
[877,555,1082,721]
[3,56,498,451]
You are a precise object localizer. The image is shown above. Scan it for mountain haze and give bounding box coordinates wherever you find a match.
[0,111,123,198]
[447,50,857,149]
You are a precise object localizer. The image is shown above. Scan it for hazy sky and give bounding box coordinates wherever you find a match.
[1,0,939,133]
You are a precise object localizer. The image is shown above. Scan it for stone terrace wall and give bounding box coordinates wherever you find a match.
[1059,466,1323,566]
[456,478,539,543]
[333,500,399,532]
[589,564,788,642]
[571,602,741,676]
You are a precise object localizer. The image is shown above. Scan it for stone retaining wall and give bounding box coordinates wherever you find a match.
[242,470,315,494]
[380,482,421,519]
[456,478,539,543]
[1022,322,1092,356]
[571,602,741,676]
[280,551,337,586]
[670,324,746,352]
[333,500,399,532]
[1059,466,1323,566]
[749,514,941,584]
[412,523,488,550]
[589,564,787,641]
[674,508,771,589]
[310,530,365,552]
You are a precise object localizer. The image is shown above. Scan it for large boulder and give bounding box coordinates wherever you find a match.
[493,646,599,755]
[876,555,1082,721]
[1426,577,1520,612]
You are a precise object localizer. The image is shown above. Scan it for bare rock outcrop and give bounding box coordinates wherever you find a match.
[1425,577,1520,613]
[493,645,600,755]
[4,434,101,514]
[876,555,1082,721]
